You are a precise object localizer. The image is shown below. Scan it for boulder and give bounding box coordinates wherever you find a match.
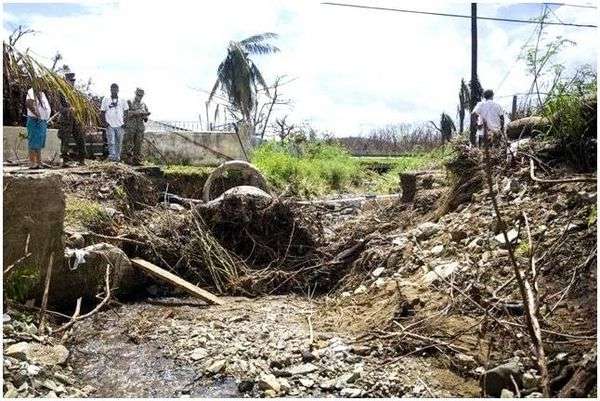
[481,361,522,397]
[26,344,69,366]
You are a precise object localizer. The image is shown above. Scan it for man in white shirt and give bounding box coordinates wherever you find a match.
[472,89,506,147]
[100,83,129,161]
[25,87,51,169]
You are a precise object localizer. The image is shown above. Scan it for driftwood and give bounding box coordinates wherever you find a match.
[131,258,224,305]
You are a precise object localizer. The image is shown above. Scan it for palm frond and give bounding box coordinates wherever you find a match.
[239,32,279,45]
[3,42,98,126]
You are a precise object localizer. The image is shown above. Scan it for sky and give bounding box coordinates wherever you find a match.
[2,0,598,136]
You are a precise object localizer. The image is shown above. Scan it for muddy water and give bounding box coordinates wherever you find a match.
[68,299,242,397]
[67,295,479,398]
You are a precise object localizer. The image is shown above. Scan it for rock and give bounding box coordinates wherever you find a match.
[238,380,255,393]
[350,345,371,356]
[481,361,522,397]
[392,236,408,247]
[169,203,185,211]
[66,233,85,249]
[353,285,367,295]
[501,389,515,398]
[299,378,314,388]
[206,359,226,374]
[5,342,30,361]
[450,229,468,242]
[257,373,280,392]
[4,388,19,398]
[431,245,444,256]
[423,262,459,285]
[522,372,540,389]
[455,353,477,370]
[26,344,69,366]
[503,178,522,194]
[373,277,386,288]
[26,364,41,376]
[3,313,11,323]
[46,391,58,398]
[371,267,385,278]
[53,372,74,385]
[494,229,519,247]
[263,389,277,397]
[287,363,319,376]
[416,222,441,240]
[190,348,208,361]
[319,378,336,389]
[278,378,291,393]
[526,392,544,398]
[301,350,318,363]
[340,387,363,397]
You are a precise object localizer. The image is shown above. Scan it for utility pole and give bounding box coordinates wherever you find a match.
[469,2,480,146]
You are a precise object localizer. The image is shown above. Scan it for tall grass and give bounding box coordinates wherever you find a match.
[251,141,363,197]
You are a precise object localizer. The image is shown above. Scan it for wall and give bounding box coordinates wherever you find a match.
[144,126,253,166]
[3,126,61,162]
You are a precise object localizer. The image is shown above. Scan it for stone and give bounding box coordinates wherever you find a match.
[494,229,519,247]
[371,267,385,278]
[287,363,319,376]
[257,373,280,392]
[340,387,363,397]
[169,203,185,211]
[526,392,544,398]
[5,342,30,361]
[53,372,74,385]
[27,364,41,376]
[4,388,19,398]
[501,389,515,398]
[431,245,444,256]
[522,372,540,389]
[299,378,314,388]
[450,229,468,242]
[206,359,226,374]
[416,222,441,240]
[263,389,277,397]
[423,262,458,285]
[66,233,85,249]
[278,378,291,393]
[4,313,12,323]
[481,361,522,397]
[301,350,318,363]
[455,353,477,370]
[26,344,69,366]
[190,348,208,361]
[238,380,255,393]
[373,277,386,288]
[353,285,367,295]
[319,378,336,389]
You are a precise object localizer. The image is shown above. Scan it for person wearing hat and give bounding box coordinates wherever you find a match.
[58,72,87,166]
[123,88,150,165]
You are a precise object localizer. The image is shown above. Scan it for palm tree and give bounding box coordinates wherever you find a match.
[209,33,279,125]
[430,113,456,144]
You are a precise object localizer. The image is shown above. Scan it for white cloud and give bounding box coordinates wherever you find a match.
[3,0,597,135]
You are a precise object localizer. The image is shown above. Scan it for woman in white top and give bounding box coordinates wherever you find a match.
[25,87,51,169]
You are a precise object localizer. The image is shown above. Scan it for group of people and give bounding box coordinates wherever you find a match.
[24,75,150,169]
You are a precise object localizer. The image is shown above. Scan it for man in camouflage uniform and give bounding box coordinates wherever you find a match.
[123,88,150,165]
[58,73,86,166]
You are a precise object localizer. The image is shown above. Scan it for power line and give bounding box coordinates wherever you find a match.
[320,2,598,28]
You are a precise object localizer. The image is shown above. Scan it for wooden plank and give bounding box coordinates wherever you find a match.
[131,258,224,305]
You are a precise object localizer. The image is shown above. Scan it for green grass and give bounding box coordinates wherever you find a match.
[252,141,450,197]
[252,141,363,197]
[65,196,112,231]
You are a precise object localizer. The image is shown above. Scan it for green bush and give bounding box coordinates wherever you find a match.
[251,141,363,197]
